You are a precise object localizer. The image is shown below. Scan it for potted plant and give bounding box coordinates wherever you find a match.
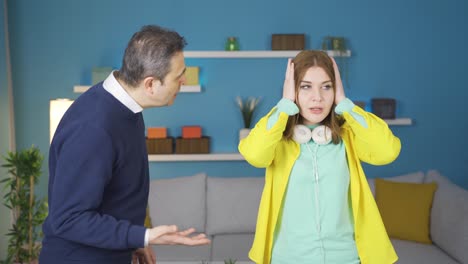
[0,146,48,264]
[235,96,261,141]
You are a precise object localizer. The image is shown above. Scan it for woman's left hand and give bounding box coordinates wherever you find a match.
[331,57,346,105]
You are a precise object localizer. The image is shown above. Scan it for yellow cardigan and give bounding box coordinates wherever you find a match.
[239,106,401,264]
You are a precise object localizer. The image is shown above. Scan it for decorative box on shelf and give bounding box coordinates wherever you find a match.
[271,34,305,50]
[182,125,202,139]
[147,127,167,139]
[372,98,396,119]
[146,127,172,154]
[146,137,173,154]
[175,137,210,154]
[92,67,113,85]
[184,66,200,86]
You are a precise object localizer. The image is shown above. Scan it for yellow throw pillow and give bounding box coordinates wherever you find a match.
[375,178,437,244]
[144,207,152,228]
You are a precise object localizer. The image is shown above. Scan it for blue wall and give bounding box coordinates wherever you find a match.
[6,0,468,195]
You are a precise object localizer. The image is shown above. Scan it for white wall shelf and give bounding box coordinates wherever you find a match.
[147,118,411,162]
[148,153,245,162]
[183,50,351,58]
[73,85,201,93]
[147,116,410,163]
[384,118,412,125]
[73,85,90,93]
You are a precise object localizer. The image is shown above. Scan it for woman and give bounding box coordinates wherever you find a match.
[239,50,400,264]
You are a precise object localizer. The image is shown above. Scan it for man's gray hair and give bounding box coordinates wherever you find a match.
[118,25,187,87]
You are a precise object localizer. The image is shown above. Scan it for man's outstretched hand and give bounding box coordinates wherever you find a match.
[148,225,211,246]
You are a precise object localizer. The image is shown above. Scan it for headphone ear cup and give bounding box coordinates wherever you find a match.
[312,125,332,145]
[293,125,312,144]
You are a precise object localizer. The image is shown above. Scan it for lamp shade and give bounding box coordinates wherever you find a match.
[50,99,73,143]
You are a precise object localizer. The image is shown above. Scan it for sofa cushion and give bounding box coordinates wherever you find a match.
[367,171,425,197]
[391,239,459,264]
[206,177,264,235]
[148,172,206,232]
[375,178,437,243]
[211,233,255,261]
[425,170,468,264]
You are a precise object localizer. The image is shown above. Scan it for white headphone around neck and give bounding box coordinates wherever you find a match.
[292,124,332,145]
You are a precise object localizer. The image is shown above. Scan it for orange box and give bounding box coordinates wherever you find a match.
[147,127,167,139]
[182,126,202,139]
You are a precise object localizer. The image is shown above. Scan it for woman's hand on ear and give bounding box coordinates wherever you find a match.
[283,58,296,102]
[331,57,346,105]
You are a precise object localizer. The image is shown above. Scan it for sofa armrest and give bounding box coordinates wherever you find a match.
[425,170,468,264]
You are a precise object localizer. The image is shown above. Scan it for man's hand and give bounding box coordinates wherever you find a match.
[148,225,211,246]
[132,246,156,264]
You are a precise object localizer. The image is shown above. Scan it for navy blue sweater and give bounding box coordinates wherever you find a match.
[40,84,149,264]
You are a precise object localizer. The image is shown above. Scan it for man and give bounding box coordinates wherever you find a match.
[39,25,210,264]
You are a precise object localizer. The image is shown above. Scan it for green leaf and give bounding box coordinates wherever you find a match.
[0,177,10,183]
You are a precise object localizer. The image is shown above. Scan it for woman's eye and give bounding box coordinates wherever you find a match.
[322,85,332,90]
[300,85,311,89]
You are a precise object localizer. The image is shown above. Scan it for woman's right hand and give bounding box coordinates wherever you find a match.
[282,58,296,102]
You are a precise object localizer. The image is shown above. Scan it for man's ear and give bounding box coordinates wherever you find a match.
[143,76,162,95]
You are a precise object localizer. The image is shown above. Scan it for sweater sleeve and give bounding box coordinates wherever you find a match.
[48,124,146,249]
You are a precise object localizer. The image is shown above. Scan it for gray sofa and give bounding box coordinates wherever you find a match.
[147,170,468,264]
[366,170,468,264]
[148,173,261,263]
